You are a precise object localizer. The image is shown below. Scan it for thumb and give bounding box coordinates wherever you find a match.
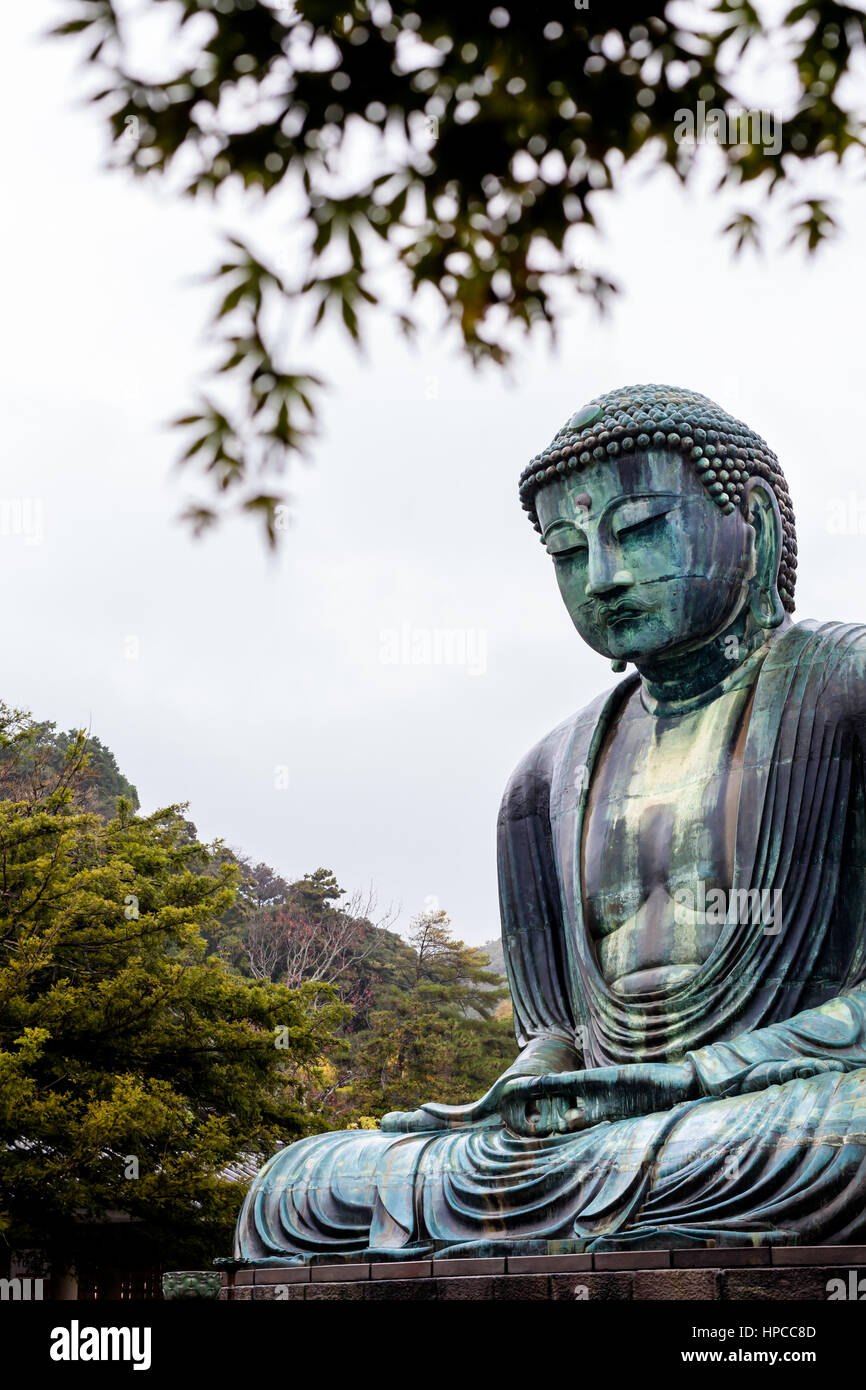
[421,1078,507,1123]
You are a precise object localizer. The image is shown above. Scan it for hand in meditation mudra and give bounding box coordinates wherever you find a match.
[237,385,866,1261]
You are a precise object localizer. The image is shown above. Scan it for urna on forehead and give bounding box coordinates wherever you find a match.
[518,383,798,612]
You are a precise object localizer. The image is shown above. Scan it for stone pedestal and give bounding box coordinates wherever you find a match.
[217,1245,866,1301]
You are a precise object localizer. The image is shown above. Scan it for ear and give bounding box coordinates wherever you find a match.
[744,479,785,629]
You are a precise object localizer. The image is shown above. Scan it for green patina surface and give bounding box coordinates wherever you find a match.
[163,1271,222,1300]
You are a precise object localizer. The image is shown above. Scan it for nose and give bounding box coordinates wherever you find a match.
[585,536,635,597]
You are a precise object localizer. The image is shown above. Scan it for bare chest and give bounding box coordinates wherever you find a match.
[581,681,755,996]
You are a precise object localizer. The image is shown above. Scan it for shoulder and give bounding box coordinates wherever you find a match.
[769,619,866,725]
[498,679,630,827]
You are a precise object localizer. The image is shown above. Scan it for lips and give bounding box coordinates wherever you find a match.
[598,601,649,625]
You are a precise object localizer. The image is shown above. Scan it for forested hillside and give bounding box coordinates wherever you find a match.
[0,704,516,1269]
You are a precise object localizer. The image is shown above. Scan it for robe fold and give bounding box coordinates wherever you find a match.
[235,621,866,1259]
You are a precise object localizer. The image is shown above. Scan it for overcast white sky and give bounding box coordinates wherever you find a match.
[4,9,866,945]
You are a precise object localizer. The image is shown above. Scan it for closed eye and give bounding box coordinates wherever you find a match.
[544,523,588,560]
[551,539,588,562]
[610,496,679,541]
[615,512,669,540]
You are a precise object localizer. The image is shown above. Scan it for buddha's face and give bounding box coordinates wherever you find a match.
[534,450,757,666]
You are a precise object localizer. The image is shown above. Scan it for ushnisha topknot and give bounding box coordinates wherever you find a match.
[519,384,797,612]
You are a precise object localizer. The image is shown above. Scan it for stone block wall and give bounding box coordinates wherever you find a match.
[216,1245,866,1301]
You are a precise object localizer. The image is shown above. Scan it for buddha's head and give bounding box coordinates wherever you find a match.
[519,385,795,671]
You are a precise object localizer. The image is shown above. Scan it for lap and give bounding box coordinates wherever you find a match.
[237,1069,866,1257]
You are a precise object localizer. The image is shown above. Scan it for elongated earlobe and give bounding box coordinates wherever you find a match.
[748,585,785,629]
[745,481,785,630]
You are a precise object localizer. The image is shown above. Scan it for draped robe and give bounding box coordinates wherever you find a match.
[235,621,866,1260]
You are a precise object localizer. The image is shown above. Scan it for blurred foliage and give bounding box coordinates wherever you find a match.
[50,1,863,539]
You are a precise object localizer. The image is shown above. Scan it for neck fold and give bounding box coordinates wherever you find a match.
[637,613,784,715]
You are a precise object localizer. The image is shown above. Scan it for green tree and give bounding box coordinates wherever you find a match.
[286,867,343,917]
[51,2,860,539]
[0,705,139,819]
[201,846,292,968]
[0,742,344,1275]
[341,909,514,1117]
[409,908,507,1019]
